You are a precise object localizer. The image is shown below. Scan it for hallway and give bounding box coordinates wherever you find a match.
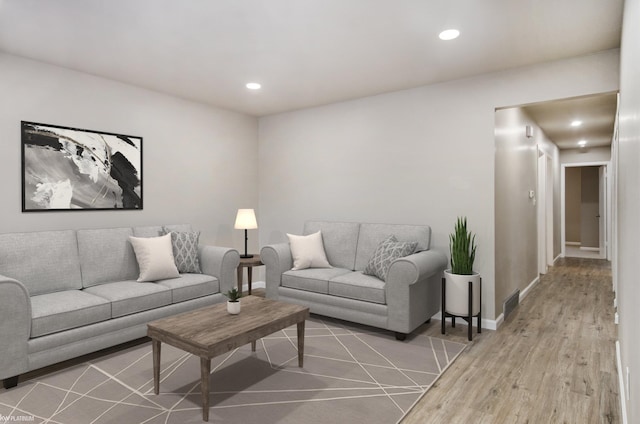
[403,258,620,423]
[565,244,603,259]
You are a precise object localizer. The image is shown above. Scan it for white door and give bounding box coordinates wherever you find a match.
[546,155,554,266]
[537,152,547,274]
[598,165,607,258]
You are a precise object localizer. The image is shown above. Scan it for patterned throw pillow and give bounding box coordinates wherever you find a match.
[167,231,202,274]
[363,235,417,281]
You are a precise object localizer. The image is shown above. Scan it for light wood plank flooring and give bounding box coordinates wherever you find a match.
[402,258,620,424]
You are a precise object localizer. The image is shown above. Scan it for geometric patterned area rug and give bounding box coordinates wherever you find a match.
[0,317,466,424]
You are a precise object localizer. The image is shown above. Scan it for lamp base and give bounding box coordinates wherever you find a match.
[240,254,254,259]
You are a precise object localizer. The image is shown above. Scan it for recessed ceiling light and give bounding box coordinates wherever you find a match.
[246,82,261,90]
[578,140,587,147]
[439,29,460,41]
[571,120,582,127]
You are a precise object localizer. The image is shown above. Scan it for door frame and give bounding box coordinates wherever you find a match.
[537,151,548,274]
[560,161,611,259]
[598,166,607,258]
[537,149,555,274]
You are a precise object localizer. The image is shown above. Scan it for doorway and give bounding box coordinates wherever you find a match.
[561,162,609,259]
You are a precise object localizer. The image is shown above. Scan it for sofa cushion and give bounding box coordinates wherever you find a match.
[282,268,351,294]
[84,281,172,318]
[304,221,360,270]
[129,234,180,282]
[287,231,331,270]
[355,223,431,271]
[157,273,219,303]
[329,272,387,304]
[0,230,82,296]
[132,226,164,238]
[77,227,139,287]
[363,235,417,281]
[30,290,111,337]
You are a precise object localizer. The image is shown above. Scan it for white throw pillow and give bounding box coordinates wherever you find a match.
[129,233,180,282]
[287,231,331,270]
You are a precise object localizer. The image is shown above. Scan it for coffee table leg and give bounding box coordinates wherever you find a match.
[297,320,305,367]
[152,339,161,395]
[251,340,257,352]
[201,357,211,421]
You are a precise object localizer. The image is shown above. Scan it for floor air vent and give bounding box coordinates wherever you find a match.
[504,289,520,320]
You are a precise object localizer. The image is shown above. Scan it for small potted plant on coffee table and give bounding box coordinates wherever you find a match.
[226,288,242,314]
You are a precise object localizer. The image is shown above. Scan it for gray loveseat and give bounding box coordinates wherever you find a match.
[261,221,447,340]
[0,224,239,389]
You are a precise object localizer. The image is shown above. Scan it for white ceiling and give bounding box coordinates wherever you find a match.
[522,93,618,150]
[0,0,624,117]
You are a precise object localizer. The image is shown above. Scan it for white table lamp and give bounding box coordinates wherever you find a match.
[234,209,258,258]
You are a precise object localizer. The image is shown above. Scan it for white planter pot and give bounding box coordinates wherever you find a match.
[227,300,241,315]
[444,270,481,316]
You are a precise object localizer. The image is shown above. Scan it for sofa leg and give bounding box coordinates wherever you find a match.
[425,318,431,324]
[3,376,18,389]
[395,332,407,341]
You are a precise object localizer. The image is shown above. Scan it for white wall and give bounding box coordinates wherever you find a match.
[258,49,619,321]
[616,0,640,420]
[0,53,259,250]
[560,146,611,163]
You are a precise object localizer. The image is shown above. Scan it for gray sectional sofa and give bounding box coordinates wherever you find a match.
[261,221,447,340]
[0,224,239,389]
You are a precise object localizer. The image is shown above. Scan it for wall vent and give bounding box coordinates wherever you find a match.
[504,289,520,320]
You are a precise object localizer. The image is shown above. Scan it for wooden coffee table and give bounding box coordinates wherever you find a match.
[147,296,310,421]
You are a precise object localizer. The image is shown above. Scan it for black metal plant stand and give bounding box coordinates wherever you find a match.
[441,276,482,341]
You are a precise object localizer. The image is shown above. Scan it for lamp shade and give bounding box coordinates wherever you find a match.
[234,209,258,229]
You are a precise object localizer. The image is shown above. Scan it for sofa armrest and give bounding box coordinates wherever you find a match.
[260,243,293,299]
[0,275,31,380]
[198,246,240,295]
[385,250,447,334]
[386,250,448,286]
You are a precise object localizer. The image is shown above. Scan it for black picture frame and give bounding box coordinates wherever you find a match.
[21,121,143,211]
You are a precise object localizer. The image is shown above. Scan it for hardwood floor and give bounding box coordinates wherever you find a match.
[402,258,620,424]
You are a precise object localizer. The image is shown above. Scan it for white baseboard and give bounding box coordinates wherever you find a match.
[554,253,563,264]
[566,241,581,246]
[492,313,504,330]
[242,280,265,292]
[616,341,628,424]
[580,246,600,252]
[520,276,540,302]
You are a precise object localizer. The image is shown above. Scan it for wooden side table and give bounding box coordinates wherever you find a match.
[237,254,263,295]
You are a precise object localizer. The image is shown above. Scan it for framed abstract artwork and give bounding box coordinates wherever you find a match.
[21,121,143,211]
